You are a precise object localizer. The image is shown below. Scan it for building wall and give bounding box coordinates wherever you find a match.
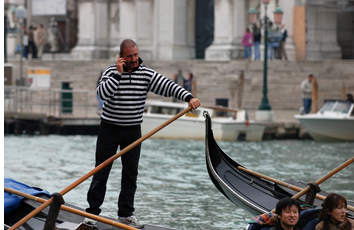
[5,0,354,60]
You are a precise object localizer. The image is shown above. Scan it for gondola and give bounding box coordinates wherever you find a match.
[4,178,175,230]
[203,111,354,218]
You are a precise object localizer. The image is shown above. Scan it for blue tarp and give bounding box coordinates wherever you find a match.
[4,178,52,215]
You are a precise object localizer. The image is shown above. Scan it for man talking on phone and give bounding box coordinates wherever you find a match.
[84,39,201,228]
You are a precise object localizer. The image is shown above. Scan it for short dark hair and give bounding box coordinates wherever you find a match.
[120,39,138,56]
[275,198,301,216]
[308,74,314,78]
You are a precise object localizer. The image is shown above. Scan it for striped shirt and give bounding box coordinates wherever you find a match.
[97,59,193,126]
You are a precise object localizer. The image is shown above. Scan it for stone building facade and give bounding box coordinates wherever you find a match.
[5,0,354,60]
[70,0,354,60]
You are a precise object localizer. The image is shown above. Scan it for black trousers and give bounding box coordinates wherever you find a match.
[86,121,141,217]
[28,41,37,59]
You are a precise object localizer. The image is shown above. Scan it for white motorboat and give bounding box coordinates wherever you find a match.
[141,100,266,141]
[295,100,354,141]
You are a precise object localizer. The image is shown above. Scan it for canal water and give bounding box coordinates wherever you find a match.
[4,136,354,230]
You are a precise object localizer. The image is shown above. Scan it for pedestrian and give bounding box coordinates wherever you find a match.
[253,25,261,61]
[315,193,354,230]
[279,24,288,60]
[242,28,254,59]
[272,26,282,59]
[28,25,37,59]
[84,39,201,229]
[269,198,301,230]
[183,72,193,92]
[267,29,275,60]
[36,24,47,59]
[22,27,28,59]
[301,74,314,114]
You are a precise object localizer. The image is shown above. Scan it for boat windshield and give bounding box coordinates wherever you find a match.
[332,102,351,114]
[319,101,336,112]
[319,100,352,114]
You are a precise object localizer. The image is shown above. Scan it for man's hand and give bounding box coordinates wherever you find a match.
[189,98,201,110]
[116,56,126,74]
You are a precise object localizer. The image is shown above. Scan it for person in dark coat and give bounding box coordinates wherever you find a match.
[253,25,262,60]
[269,198,301,230]
[28,25,37,59]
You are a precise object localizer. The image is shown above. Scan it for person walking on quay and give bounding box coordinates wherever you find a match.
[279,24,288,60]
[28,25,37,59]
[22,27,29,59]
[84,39,201,229]
[253,25,262,61]
[36,24,47,59]
[242,28,254,59]
[272,27,282,59]
[301,74,314,114]
[184,72,194,92]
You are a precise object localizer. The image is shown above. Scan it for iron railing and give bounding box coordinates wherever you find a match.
[4,86,99,118]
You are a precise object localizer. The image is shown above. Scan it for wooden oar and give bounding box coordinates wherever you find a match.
[291,157,354,199]
[237,166,354,212]
[4,187,138,230]
[9,106,192,230]
[271,157,354,213]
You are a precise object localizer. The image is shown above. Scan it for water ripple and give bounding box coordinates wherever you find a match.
[4,136,354,230]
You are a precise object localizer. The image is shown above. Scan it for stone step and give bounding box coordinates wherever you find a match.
[7,58,354,112]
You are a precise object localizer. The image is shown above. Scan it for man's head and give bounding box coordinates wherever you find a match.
[308,74,314,82]
[119,39,139,70]
[275,198,300,230]
[347,93,353,101]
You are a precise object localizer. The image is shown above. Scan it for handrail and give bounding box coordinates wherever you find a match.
[4,85,98,119]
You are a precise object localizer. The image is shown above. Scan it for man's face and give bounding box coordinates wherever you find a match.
[122,46,139,70]
[278,205,299,229]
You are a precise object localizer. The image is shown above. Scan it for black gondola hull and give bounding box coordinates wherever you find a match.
[204,111,354,217]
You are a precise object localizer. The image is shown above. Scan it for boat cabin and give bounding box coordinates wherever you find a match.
[319,100,354,116]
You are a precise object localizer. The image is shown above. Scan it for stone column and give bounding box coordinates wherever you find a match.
[205,0,248,61]
[71,0,110,60]
[108,0,120,59]
[154,0,195,59]
[136,0,155,59]
[109,0,137,59]
[306,3,341,60]
[278,0,296,60]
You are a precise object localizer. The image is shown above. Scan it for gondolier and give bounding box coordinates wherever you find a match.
[84,39,200,229]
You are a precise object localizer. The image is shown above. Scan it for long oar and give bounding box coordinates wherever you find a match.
[292,157,354,199]
[9,106,192,230]
[271,157,354,213]
[237,166,354,212]
[4,187,138,230]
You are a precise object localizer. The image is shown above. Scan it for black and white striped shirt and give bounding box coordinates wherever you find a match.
[97,60,193,126]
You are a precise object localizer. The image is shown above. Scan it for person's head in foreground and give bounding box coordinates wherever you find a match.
[275,198,301,230]
[316,193,352,230]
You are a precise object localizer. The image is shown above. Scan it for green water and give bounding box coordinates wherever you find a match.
[4,136,354,230]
